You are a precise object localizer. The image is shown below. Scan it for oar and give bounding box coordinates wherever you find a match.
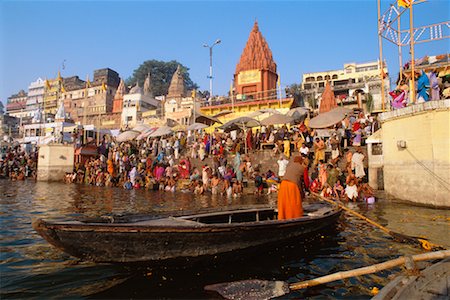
[204,250,450,300]
[310,192,445,251]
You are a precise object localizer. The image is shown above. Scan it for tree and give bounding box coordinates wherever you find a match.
[126,60,198,96]
[285,83,304,107]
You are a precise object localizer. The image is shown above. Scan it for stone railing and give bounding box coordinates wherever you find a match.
[379,99,450,122]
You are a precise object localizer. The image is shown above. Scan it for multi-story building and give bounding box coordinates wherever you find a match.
[6,90,28,119]
[301,60,390,112]
[26,78,45,119]
[61,68,120,126]
[122,82,159,129]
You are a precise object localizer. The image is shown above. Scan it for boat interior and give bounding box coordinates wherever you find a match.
[76,203,335,226]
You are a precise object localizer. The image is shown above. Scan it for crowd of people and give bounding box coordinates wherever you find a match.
[2,110,378,220]
[0,145,38,181]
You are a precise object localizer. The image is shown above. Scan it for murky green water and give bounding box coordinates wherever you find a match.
[1,180,449,299]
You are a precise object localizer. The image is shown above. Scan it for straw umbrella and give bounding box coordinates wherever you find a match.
[187,123,208,131]
[116,130,140,142]
[260,113,295,126]
[219,117,260,154]
[149,126,173,138]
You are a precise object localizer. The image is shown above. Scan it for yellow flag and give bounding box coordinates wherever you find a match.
[277,73,281,87]
[45,79,51,90]
[61,83,66,93]
[398,0,411,8]
[230,81,233,96]
[86,75,91,88]
[101,82,107,91]
[57,70,62,82]
[191,89,196,98]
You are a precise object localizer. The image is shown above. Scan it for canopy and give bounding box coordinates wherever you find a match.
[195,112,222,126]
[247,108,280,118]
[286,107,309,120]
[219,117,260,132]
[260,113,294,126]
[187,123,209,131]
[172,124,187,132]
[116,130,140,142]
[332,106,352,115]
[149,126,173,138]
[132,123,152,133]
[308,108,346,129]
[136,128,157,140]
[319,81,337,114]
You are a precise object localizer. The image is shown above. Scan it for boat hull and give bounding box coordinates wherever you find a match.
[33,205,341,263]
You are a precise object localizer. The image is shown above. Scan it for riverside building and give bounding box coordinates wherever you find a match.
[301,61,390,112]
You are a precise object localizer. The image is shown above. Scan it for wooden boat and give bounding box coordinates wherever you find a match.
[33,202,341,263]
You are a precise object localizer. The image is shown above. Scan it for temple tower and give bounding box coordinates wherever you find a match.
[143,73,153,97]
[167,65,185,101]
[234,21,278,101]
[112,78,126,113]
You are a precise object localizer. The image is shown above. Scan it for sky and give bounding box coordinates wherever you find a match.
[0,0,449,105]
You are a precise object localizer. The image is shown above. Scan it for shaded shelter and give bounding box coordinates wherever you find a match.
[116,130,140,142]
[260,113,294,126]
[195,112,222,126]
[319,81,337,114]
[187,123,209,131]
[149,126,173,138]
[309,108,345,129]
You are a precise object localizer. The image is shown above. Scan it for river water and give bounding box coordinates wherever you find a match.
[1,180,449,299]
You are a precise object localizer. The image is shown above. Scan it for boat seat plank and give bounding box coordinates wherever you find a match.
[132,217,206,227]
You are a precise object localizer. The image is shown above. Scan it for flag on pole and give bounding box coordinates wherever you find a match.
[86,75,91,88]
[101,82,107,92]
[45,79,51,90]
[57,70,63,82]
[61,83,66,93]
[277,72,281,99]
[398,0,411,8]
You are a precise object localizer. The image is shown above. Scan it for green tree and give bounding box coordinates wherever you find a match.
[126,60,198,96]
[366,92,374,113]
[285,83,304,107]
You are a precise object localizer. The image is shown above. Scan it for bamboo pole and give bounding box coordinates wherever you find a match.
[289,250,450,290]
[377,0,386,111]
[409,4,416,103]
[398,11,403,87]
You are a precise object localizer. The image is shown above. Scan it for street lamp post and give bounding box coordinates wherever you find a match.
[203,39,221,102]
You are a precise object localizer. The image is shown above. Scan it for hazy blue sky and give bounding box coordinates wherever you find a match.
[1,0,449,104]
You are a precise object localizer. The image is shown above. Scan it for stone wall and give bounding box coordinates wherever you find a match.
[380,100,450,207]
[37,144,75,182]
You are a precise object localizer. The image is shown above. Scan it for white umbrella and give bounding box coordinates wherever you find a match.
[136,128,157,140]
[260,113,295,126]
[115,130,140,142]
[286,107,309,121]
[149,126,173,138]
[219,117,260,154]
[132,123,152,133]
[187,123,208,131]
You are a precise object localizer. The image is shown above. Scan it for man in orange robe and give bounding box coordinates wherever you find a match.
[277,156,306,220]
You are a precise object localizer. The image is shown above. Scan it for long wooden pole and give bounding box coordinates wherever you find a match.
[289,250,450,290]
[409,3,416,103]
[311,192,443,250]
[398,11,403,86]
[377,0,386,111]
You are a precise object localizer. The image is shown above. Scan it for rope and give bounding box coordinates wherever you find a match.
[405,148,450,191]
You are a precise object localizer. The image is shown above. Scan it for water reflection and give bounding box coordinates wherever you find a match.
[0,180,448,299]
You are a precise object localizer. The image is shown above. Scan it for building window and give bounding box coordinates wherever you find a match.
[372,143,383,155]
[317,76,323,81]
[325,75,331,80]
[332,74,338,79]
